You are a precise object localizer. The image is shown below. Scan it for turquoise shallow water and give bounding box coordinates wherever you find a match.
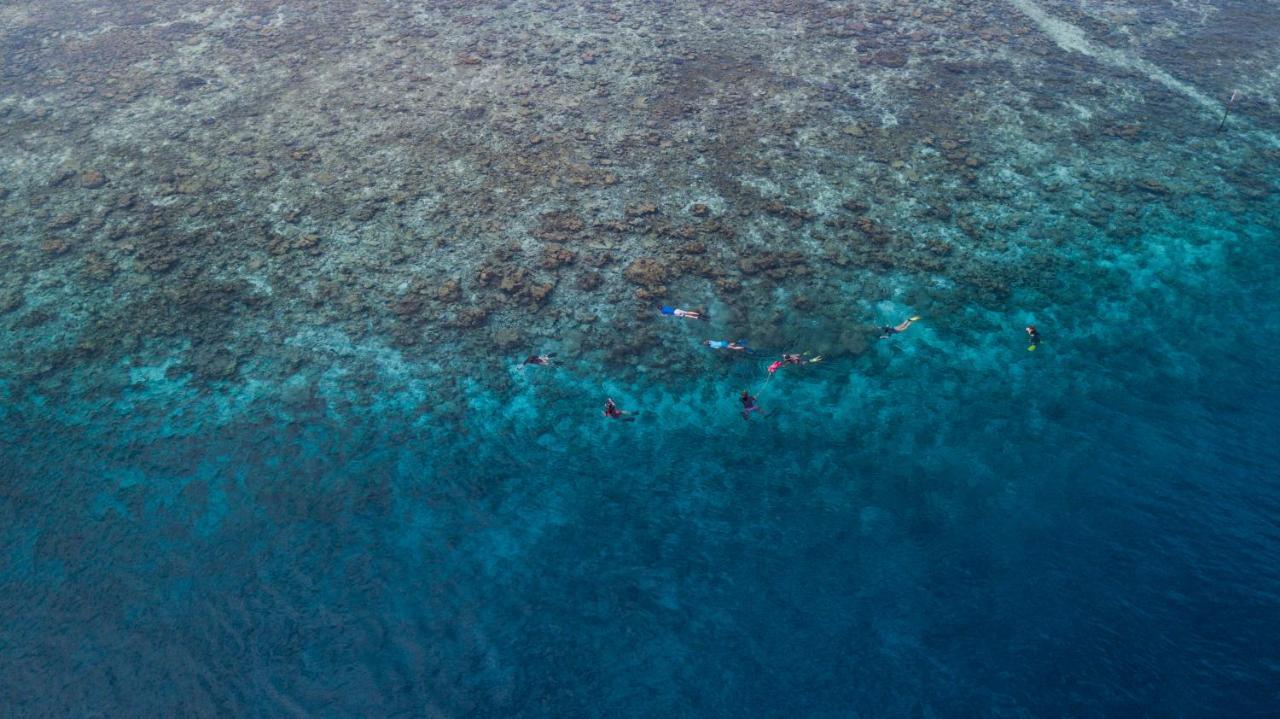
[3,0,1280,716]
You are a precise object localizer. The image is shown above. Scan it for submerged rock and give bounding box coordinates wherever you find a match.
[491,326,522,349]
[763,201,813,224]
[868,50,907,68]
[436,278,462,303]
[40,238,71,255]
[81,253,117,281]
[623,257,668,289]
[0,289,23,313]
[267,233,321,255]
[539,243,576,269]
[527,282,554,305]
[79,170,107,189]
[449,306,490,328]
[186,346,239,381]
[498,266,528,293]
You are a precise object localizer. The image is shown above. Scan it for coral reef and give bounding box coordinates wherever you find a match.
[0,0,1275,403]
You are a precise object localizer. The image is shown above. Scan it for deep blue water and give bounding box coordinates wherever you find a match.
[3,198,1279,716]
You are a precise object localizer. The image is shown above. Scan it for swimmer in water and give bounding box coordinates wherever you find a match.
[659,305,706,320]
[603,398,636,421]
[783,353,803,365]
[521,353,554,368]
[879,316,920,339]
[740,390,763,420]
[1026,325,1042,351]
[703,339,749,352]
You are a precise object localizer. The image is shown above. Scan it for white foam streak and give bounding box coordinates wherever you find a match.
[1008,0,1219,114]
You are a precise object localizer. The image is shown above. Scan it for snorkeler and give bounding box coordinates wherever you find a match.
[603,397,636,421]
[521,353,554,368]
[1026,325,1042,351]
[879,316,921,339]
[740,390,763,420]
[704,339,749,352]
[659,305,706,320]
[783,353,803,365]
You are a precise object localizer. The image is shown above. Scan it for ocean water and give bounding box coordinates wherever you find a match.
[2,1,1279,717]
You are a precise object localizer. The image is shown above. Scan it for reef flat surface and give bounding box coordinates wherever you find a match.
[1,1,1278,716]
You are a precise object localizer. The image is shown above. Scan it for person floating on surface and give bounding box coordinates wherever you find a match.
[1025,325,1042,351]
[879,316,921,339]
[783,353,803,365]
[704,339,749,352]
[521,353,554,368]
[659,305,705,320]
[603,397,636,421]
[740,390,764,420]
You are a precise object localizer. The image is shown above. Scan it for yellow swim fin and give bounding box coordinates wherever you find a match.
[1028,345,1037,351]
[809,356,824,363]
[909,316,921,321]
